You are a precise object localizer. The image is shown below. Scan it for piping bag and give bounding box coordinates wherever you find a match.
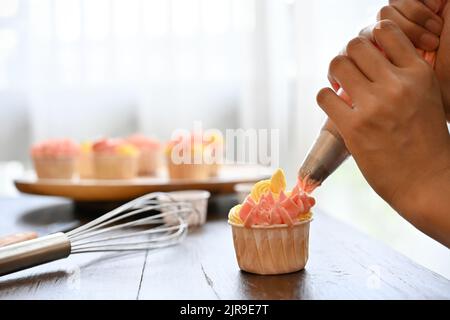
[298,5,444,187]
[297,94,350,186]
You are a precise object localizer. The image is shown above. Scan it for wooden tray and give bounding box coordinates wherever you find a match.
[14,165,271,201]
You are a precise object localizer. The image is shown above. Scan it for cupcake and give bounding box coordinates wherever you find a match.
[31,139,80,179]
[79,141,94,179]
[126,134,162,176]
[203,131,223,177]
[165,133,211,180]
[228,168,316,275]
[92,138,140,179]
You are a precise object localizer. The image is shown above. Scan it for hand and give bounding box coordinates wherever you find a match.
[378,0,444,51]
[376,0,450,120]
[434,3,450,120]
[317,21,450,245]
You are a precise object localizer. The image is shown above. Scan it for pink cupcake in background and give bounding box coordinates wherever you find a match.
[79,141,94,179]
[31,139,80,179]
[92,138,140,179]
[126,134,162,176]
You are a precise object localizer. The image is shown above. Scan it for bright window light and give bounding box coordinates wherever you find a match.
[0,28,17,52]
[113,0,139,38]
[142,0,169,37]
[85,0,110,41]
[0,0,18,18]
[172,0,200,37]
[54,0,81,43]
[202,0,230,35]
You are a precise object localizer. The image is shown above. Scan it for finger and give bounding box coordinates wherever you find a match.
[422,0,443,13]
[390,0,443,34]
[327,55,371,102]
[345,36,394,81]
[316,87,354,130]
[372,20,423,67]
[378,5,440,51]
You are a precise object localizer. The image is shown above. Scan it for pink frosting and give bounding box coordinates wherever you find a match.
[239,179,316,227]
[31,139,80,158]
[167,132,212,148]
[127,134,161,150]
[92,138,124,154]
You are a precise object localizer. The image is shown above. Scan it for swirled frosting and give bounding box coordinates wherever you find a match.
[93,139,139,156]
[127,134,161,151]
[229,169,316,227]
[31,139,80,158]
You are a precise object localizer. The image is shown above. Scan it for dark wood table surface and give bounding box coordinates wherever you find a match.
[0,194,449,300]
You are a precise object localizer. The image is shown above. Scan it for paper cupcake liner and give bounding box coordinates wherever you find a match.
[208,163,220,177]
[79,153,94,179]
[230,220,311,275]
[138,149,161,176]
[93,155,138,179]
[33,157,78,180]
[166,159,211,180]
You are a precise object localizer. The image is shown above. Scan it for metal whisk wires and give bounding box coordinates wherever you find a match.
[67,192,191,253]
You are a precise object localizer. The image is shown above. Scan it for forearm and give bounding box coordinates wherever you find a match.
[394,149,450,248]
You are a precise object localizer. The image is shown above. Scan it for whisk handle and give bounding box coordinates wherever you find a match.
[0,233,71,276]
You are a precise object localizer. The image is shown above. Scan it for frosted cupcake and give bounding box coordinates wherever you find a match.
[79,141,94,179]
[165,133,211,180]
[31,139,80,179]
[203,131,223,177]
[92,139,140,179]
[228,168,316,275]
[126,134,162,176]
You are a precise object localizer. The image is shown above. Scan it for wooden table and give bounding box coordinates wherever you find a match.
[0,195,449,300]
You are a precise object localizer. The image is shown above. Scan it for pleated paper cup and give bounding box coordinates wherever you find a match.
[33,157,78,180]
[93,155,139,179]
[79,153,94,179]
[166,158,211,180]
[138,149,161,176]
[229,219,312,275]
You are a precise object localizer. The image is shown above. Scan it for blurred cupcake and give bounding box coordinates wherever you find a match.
[203,131,223,177]
[79,141,94,179]
[126,134,162,176]
[228,168,316,275]
[165,133,210,180]
[92,138,139,179]
[31,139,80,179]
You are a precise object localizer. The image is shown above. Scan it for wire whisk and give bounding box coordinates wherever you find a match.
[0,192,195,276]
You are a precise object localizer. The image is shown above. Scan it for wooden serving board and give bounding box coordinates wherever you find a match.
[14,165,271,201]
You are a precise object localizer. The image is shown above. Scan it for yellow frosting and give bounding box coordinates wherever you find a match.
[228,204,243,225]
[250,168,286,202]
[250,180,271,202]
[270,168,286,194]
[229,168,312,225]
[80,142,92,154]
[205,132,223,145]
[117,144,139,156]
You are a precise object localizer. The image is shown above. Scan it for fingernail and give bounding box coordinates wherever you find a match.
[425,0,441,13]
[425,19,443,34]
[420,33,439,50]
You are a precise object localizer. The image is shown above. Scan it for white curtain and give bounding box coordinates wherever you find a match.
[0,0,383,167]
[0,0,252,148]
